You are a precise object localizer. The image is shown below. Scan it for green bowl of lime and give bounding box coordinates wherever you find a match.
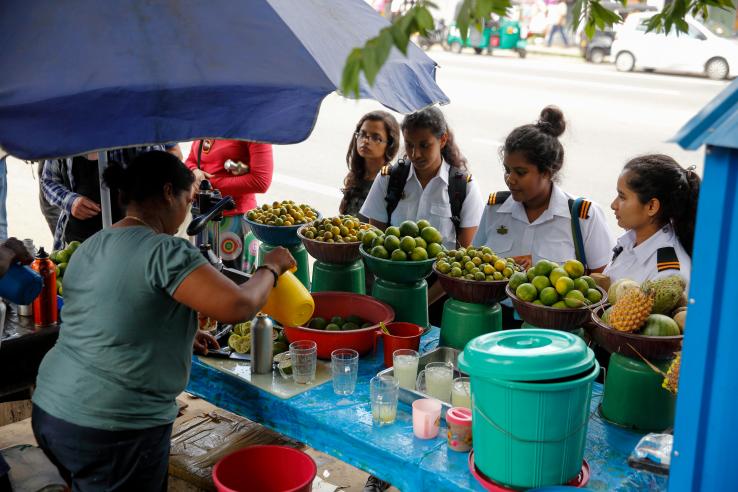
[360,244,436,284]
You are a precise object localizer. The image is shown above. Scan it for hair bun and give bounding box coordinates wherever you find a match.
[536,106,566,138]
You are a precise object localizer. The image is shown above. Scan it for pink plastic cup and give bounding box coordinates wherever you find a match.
[446,407,473,452]
[412,398,442,439]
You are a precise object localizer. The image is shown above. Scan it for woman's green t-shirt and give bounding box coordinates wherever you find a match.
[33,226,208,430]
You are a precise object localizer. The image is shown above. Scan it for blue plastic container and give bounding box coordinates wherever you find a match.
[0,263,43,304]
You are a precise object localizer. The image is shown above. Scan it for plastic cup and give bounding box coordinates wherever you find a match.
[412,398,442,439]
[446,407,473,452]
[331,348,359,395]
[392,349,419,390]
[289,340,317,384]
[451,377,472,409]
[370,375,399,425]
[416,361,454,403]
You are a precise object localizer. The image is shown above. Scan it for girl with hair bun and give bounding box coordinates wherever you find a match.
[604,154,700,286]
[475,106,615,271]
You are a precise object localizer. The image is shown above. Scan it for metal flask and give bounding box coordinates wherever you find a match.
[250,313,274,374]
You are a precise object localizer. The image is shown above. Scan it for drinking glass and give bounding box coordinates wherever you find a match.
[370,375,399,425]
[331,348,359,395]
[392,349,419,390]
[451,377,471,409]
[289,340,317,384]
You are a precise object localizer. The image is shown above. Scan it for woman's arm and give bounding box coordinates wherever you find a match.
[210,143,274,196]
[456,226,477,249]
[172,247,294,323]
[369,219,387,231]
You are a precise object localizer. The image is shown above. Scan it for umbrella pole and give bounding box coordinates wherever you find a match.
[97,151,112,228]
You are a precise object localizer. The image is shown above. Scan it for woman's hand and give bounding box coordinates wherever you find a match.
[0,238,33,278]
[193,330,220,355]
[262,247,296,275]
[192,168,214,189]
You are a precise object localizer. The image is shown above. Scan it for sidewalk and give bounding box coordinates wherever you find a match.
[525,40,582,58]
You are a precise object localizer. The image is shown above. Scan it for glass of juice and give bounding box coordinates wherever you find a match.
[392,349,419,390]
[370,375,399,425]
[451,377,471,409]
[419,361,454,403]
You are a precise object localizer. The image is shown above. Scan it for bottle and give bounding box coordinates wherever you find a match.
[250,313,274,374]
[31,247,58,326]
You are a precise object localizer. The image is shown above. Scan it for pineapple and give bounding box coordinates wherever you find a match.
[662,352,681,394]
[608,288,654,332]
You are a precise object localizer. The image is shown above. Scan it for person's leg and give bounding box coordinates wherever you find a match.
[546,25,555,46]
[0,158,7,240]
[560,27,569,46]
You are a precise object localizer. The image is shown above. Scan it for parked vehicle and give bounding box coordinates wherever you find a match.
[446,18,527,58]
[611,13,738,79]
[578,2,655,64]
[418,19,450,51]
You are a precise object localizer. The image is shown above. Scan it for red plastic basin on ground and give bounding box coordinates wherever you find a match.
[213,445,316,492]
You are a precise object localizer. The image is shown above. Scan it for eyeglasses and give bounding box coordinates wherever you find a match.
[354,132,385,145]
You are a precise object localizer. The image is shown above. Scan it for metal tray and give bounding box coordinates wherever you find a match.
[376,346,467,417]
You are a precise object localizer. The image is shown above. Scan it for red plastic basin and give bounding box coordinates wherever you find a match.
[213,445,316,492]
[283,292,395,359]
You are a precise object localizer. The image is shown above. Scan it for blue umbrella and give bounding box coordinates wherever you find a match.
[0,0,449,160]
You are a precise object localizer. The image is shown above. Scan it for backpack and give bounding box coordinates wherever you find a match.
[382,158,470,244]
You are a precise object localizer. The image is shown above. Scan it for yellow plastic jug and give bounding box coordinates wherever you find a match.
[261,270,315,326]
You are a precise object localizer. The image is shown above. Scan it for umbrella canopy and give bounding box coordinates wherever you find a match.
[0,0,449,160]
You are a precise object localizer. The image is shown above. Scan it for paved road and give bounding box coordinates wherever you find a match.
[8,50,727,249]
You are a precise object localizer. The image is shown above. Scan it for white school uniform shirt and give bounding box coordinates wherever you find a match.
[473,184,615,268]
[603,224,691,289]
[359,160,484,249]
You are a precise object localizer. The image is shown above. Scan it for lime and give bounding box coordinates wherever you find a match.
[516,283,538,302]
[574,278,590,294]
[400,236,416,253]
[372,234,385,248]
[534,260,554,276]
[58,262,68,278]
[581,275,597,289]
[555,276,575,296]
[437,261,451,274]
[384,235,401,252]
[564,259,585,279]
[342,322,359,331]
[347,315,363,325]
[532,275,551,293]
[399,220,419,237]
[67,240,81,252]
[420,226,443,245]
[410,247,428,261]
[391,249,408,261]
[483,264,494,275]
[549,267,568,286]
[50,250,62,264]
[481,246,493,255]
[451,262,462,270]
[228,334,251,354]
[272,341,288,354]
[56,280,63,296]
[362,231,377,248]
[509,271,528,290]
[371,245,389,259]
[416,219,431,231]
[233,321,252,336]
[427,243,444,258]
[464,261,475,272]
[414,237,427,249]
[493,259,506,272]
[526,268,537,281]
[325,323,341,331]
[564,289,587,308]
[502,267,514,278]
[386,226,401,237]
[330,316,344,325]
[552,301,568,309]
[539,287,559,306]
[586,288,603,304]
[474,271,486,281]
[533,300,544,305]
[309,317,327,330]
[492,271,504,280]
[450,267,463,277]
[56,249,71,263]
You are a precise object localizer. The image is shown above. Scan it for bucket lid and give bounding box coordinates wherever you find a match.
[458,329,594,381]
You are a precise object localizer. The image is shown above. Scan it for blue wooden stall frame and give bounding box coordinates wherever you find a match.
[670,78,738,492]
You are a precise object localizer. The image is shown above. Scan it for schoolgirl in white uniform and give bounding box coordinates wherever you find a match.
[360,106,484,249]
[604,154,700,288]
[475,106,614,272]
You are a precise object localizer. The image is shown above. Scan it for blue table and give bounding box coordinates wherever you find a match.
[187,330,668,491]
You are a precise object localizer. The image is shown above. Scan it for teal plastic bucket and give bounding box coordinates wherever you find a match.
[459,330,598,489]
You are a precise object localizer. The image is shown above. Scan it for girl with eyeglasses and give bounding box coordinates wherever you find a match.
[339,111,401,221]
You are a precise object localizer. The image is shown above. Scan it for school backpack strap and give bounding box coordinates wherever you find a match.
[656,247,681,272]
[384,158,411,225]
[448,168,470,242]
[487,191,511,206]
[568,197,589,270]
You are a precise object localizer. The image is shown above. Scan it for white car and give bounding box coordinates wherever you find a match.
[611,13,738,79]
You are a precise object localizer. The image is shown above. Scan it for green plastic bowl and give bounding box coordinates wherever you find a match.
[359,245,436,283]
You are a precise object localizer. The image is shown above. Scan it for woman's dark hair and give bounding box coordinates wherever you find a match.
[623,154,701,256]
[103,150,194,206]
[503,106,566,180]
[340,111,400,214]
[401,106,467,170]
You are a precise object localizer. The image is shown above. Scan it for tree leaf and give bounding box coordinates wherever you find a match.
[340,48,362,99]
[416,6,435,35]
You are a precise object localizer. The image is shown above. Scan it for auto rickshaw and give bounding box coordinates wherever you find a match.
[446,18,527,58]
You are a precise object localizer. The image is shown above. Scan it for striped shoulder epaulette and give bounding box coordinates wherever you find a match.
[487,191,511,206]
[578,199,592,219]
[657,247,680,272]
[380,165,391,176]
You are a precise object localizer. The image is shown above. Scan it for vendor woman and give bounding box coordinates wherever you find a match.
[359,106,483,250]
[604,154,700,286]
[474,106,614,271]
[31,151,295,490]
[339,111,401,220]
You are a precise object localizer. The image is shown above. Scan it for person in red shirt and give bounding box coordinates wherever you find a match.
[185,139,273,272]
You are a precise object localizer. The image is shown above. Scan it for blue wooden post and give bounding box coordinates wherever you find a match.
[669,145,738,491]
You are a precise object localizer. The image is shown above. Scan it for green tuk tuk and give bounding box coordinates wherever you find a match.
[447,19,527,58]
